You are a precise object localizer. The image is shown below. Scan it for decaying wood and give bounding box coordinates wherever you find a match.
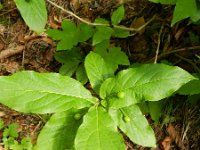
[0,45,24,60]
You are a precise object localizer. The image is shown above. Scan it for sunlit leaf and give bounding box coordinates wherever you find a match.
[75,107,125,150]
[47,20,79,50]
[100,64,195,108]
[15,0,47,33]
[111,5,125,25]
[109,105,156,147]
[0,71,96,113]
[35,108,87,150]
[171,0,197,26]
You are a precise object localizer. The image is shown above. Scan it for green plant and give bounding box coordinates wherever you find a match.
[138,101,164,124]
[0,63,196,149]
[178,79,200,95]
[14,0,129,36]
[14,0,200,34]
[5,1,199,149]
[15,0,47,33]
[149,0,200,25]
[0,2,3,10]
[0,121,32,150]
[47,5,129,50]
[178,75,200,105]
[0,119,4,129]
[142,74,200,124]
[54,47,88,84]
[47,6,129,83]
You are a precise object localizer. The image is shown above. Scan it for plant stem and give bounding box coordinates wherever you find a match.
[154,24,164,64]
[147,46,200,63]
[46,0,155,32]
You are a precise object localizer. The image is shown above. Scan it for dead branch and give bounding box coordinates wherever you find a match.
[0,45,24,60]
[154,24,164,64]
[147,46,200,63]
[46,0,155,32]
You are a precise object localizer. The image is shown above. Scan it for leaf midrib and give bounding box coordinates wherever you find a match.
[122,76,192,92]
[1,89,92,101]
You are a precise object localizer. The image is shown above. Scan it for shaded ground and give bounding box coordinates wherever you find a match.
[0,0,200,149]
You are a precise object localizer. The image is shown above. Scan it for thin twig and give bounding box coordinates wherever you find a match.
[46,0,155,32]
[154,24,164,64]
[21,47,25,68]
[147,46,200,63]
[175,54,200,73]
[0,8,17,17]
[0,45,24,60]
[31,121,42,136]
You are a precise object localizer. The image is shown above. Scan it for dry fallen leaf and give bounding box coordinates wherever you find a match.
[161,136,171,150]
[167,124,186,150]
[0,146,6,150]
[0,41,5,50]
[0,111,5,117]
[4,60,20,73]
[49,14,61,29]
[131,17,146,35]
[0,45,24,60]
[44,49,54,62]
[0,25,6,36]
[174,27,185,41]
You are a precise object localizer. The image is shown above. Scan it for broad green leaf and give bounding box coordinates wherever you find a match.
[93,18,113,45]
[94,40,110,52]
[191,9,200,22]
[138,99,164,122]
[47,30,62,41]
[100,64,195,108]
[107,47,129,67]
[0,119,4,130]
[111,5,125,25]
[54,48,82,63]
[95,18,109,24]
[190,2,200,23]
[187,94,200,104]
[95,47,130,72]
[47,20,79,50]
[137,102,149,114]
[0,71,96,114]
[78,23,95,42]
[15,0,47,33]
[85,52,114,93]
[148,0,176,4]
[59,61,79,76]
[35,108,87,150]
[75,106,125,150]
[54,48,82,76]
[76,64,88,85]
[178,79,200,95]
[112,28,130,38]
[171,0,197,26]
[109,105,156,147]
[92,27,113,45]
[148,101,163,123]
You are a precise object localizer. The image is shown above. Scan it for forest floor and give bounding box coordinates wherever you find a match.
[0,0,200,149]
